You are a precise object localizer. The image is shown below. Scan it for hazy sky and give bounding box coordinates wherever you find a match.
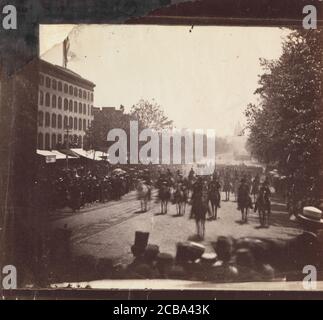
[40,25,290,137]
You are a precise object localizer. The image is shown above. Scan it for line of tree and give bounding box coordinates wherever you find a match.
[245,29,322,190]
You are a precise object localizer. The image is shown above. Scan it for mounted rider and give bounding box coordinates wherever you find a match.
[188,167,195,181]
[190,176,209,220]
[237,177,253,210]
[251,174,260,196]
[208,176,221,208]
[255,179,271,214]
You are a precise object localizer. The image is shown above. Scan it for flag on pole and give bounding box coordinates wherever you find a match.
[63,36,70,68]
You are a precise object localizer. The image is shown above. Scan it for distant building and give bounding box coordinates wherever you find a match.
[234,121,244,137]
[37,59,95,150]
[93,106,125,119]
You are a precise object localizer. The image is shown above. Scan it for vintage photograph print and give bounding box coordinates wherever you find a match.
[0,1,322,295]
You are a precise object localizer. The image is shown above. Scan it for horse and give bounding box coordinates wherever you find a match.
[187,175,196,198]
[251,179,260,203]
[254,187,271,227]
[232,179,239,202]
[223,179,232,201]
[136,181,151,213]
[173,184,188,216]
[191,182,209,240]
[208,183,221,220]
[158,183,171,214]
[237,183,252,224]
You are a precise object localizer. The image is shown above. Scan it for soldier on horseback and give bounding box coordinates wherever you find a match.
[254,179,271,227]
[158,180,171,215]
[208,176,221,220]
[191,177,209,239]
[237,177,253,223]
[173,182,189,216]
[251,174,260,203]
[223,172,232,201]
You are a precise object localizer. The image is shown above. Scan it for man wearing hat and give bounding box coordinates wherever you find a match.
[298,206,323,232]
[237,177,252,211]
[254,180,272,227]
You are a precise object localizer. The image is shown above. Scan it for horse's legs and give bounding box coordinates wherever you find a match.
[180,202,184,216]
[196,220,200,238]
[214,205,218,220]
[201,220,205,239]
[259,209,263,226]
[241,209,244,222]
[245,208,249,223]
[265,210,269,227]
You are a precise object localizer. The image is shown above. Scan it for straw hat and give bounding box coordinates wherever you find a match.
[298,206,323,229]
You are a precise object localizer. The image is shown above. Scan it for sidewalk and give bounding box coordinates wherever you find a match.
[49,191,138,221]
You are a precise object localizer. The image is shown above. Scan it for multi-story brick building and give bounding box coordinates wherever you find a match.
[37,59,95,150]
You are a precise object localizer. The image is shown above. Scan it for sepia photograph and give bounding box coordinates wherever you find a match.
[0,0,322,300]
[28,23,321,289]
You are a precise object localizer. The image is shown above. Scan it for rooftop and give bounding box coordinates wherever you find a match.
[39,59,96,90]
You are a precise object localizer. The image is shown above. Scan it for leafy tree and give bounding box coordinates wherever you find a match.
[130,99,173,131]
[245,29,322,185]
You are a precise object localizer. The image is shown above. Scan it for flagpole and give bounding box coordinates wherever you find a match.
[63,36,70,68]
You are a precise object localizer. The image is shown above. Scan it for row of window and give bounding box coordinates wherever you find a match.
[39,91,94,116]
[38,111,92,131]
[40,74,94,101]
[38,132,83,151]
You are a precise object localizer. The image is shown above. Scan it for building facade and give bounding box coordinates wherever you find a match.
[38,59,95,150]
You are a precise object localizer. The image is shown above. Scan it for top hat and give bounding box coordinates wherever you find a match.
[134,231,150,248]
[176,242,205,263]
[236,237,269,264]
[235,248,255,268]
[131,231,150,257]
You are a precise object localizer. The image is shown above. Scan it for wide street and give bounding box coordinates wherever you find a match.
[51,191,303,266]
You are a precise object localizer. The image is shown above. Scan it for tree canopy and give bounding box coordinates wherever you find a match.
[245,29,322,183]
[130,99,173,131]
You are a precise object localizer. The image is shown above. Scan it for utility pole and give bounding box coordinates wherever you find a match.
[65,125,70,169]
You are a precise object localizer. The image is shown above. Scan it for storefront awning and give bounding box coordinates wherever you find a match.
[37,150,78,162]
[52,150,79,160]
[37,150,57,163]
[71,148,109,161]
